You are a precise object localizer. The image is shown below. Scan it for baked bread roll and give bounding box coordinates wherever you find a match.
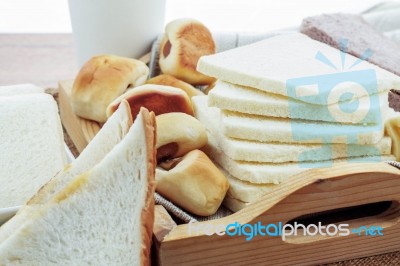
[156,150,229,216]
[156,112,207,162]
[146,74,204,99]
[159,19,216,85]
[71,54,149,123]
[107,84,193,120]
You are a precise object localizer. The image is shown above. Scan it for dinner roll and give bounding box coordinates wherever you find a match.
[156,112,207,162]
[159,18,216,85]
[156,150,229,216]
[71,54,149,123]
[107,84,193,120]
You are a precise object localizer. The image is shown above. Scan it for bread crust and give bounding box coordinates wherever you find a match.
[138,108,157,266]
[159,19,216,85]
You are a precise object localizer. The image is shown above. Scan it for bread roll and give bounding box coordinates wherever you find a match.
[159,19,216,85]
[107,84,193,120]
[156,150,229,216]
[71,54,149,123]
[146,74,204,98]
[156,112,207,162]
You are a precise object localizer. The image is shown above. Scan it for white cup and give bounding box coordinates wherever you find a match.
[68,0,166,66]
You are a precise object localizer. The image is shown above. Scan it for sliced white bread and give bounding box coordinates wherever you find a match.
[203,128,394,184]
[30,101,133,204]
[0,84,44,96]
[221,168,276,202]
[0,108,156,265]
[221,109,386,144]
[0,101,133,244]
[0,94,66,208]
[209,81,389,124]
[193,97,391,163]
[197,33,400,105]
[199,95,386,144]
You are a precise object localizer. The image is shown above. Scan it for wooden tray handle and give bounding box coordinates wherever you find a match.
[164,162,400,241]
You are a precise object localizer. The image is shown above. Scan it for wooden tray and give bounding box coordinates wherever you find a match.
[156,162,400,265]
[58,81,400,265]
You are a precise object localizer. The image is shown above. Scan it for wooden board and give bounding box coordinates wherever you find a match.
[58,80,100,153]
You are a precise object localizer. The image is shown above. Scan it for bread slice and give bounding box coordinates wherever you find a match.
[203,127,394,184]
[300,13,400,77]
[0,101,132,248]
[0,84,44,96]
[221,168,276,203]
[0,108,156,265]
[0,94,66,208]
[193,97,391,163]
[30,101,133,204]
[221,109,387,145]
[200,95,386,144]
[209,81,389,124]
[197,33,400,105]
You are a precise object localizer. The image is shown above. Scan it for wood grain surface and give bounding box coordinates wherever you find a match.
[0,34,78,88]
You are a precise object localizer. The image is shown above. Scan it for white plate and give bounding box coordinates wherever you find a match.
[0,144,75,226]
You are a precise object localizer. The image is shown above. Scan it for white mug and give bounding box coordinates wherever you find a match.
[68,0,166,66]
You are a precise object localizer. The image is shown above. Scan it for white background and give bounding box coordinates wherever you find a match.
[0,0,392,33]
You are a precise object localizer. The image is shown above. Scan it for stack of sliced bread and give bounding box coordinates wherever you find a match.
[193,33,400,212]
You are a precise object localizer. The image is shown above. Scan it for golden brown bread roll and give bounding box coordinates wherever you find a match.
[156,150,229,216]
[159,18,216,86]
[106,84,193,120]
[146,74,204,99]
[156,112,207,162]
[71,54,149,123]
